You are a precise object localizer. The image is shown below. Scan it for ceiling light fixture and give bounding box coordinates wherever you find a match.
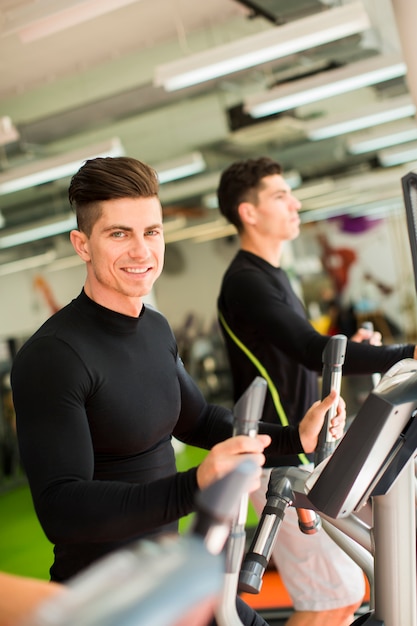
[154,2,370,91]
[378,142,417,167]
[164,218,234,244]
[305,94,416,140]
[2,0,140,43]
[0,137,124,196]
[300,197,404,224]
[245,54,407,119]
[0,214,78,250]
[159,171,221,205]
[0,250,57,277]
[347,121,417,155]
[156,152,206,184]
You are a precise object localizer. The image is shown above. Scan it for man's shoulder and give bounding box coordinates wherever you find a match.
[223,251,259,279]
[222,251,282,288]
[143,303,169,325]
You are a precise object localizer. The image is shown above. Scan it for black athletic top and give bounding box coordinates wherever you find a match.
[218,250,415,465]
[11,289,302,582]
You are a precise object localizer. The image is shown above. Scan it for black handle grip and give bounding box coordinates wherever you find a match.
[233,376,267,437]
[360,320,374,345]
[238,476,291,594]
[193,459,259,555]
[314,334,347,466]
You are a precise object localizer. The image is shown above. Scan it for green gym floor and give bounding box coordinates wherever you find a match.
[0,482,54,580]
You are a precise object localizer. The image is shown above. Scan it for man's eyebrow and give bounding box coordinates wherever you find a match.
[101,223,163,232]
[273,187,290,194]
[101,224,133,233]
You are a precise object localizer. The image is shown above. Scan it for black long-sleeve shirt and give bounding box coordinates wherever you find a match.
[218,250,415,464]
[11,289,303,581]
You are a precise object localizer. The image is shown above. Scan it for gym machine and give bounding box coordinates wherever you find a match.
[239,357,417,626]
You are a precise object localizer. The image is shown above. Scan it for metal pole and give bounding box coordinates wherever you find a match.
[373,457,416,626]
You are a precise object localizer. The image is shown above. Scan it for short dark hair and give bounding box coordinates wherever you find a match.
[68,156,159,236]
[217,157,283,231]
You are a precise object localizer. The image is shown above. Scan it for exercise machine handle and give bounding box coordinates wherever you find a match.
[238,337,347,595]
[193,458,260,555]
[360,321,382,388]
[233,376,267,437]
[314,334,347,466]
[215,377,266,626]
[360,320,374,341]
[238,472,293,594]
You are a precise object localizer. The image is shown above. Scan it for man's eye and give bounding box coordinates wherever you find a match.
[112,231,125,238]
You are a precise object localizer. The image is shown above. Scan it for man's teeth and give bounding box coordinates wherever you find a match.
[125,267,148,274]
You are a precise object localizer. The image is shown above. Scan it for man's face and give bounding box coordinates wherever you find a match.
[71,196,165,314]
[253,174,301,242]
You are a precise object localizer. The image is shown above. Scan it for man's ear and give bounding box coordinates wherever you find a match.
[70,229,91,261]
[238,201,257,226]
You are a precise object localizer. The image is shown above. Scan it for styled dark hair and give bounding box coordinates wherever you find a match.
[68,156,159,236]
[217,157,282,231]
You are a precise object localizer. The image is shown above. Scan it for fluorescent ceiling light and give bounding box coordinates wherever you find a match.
[347,121,417,155]
[0,251,57,277]
[295,178,335,200]
[156,152,206,184]
[306,94,416,140]
[154,2,370,91]
[0,214,78,250]
[159,171,221,205]
[164,218,234,244]
[245,54,407,118]
[0,137,124,196]
[378,142,417,167]
[300,197,404,224]
[2,0,140,43]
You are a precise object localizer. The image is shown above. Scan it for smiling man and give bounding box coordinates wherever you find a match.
[10,156,346,626]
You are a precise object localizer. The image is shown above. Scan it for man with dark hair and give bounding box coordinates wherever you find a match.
[11,156,345,626]
[217,156,417,626]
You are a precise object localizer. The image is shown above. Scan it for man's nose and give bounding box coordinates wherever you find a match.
[129,236,149,257]
[291,194,302,211]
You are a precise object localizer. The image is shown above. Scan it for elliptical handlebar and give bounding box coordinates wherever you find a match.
[215,376,267,626]
[314,334,347,466]
[238,335,347,595]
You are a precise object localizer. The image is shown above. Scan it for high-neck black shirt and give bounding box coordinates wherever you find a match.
[12,289,302,581]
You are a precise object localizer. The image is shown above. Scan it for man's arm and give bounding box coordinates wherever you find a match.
[222,269,416,376]
[195,390,344,490]
[0,573,64,626]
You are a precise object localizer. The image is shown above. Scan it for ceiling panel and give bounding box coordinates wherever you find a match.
[0,0,415,269]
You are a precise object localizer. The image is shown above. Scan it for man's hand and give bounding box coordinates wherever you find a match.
[298,389,346,453]
[350,326,382,345]
[196,434,271,492]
